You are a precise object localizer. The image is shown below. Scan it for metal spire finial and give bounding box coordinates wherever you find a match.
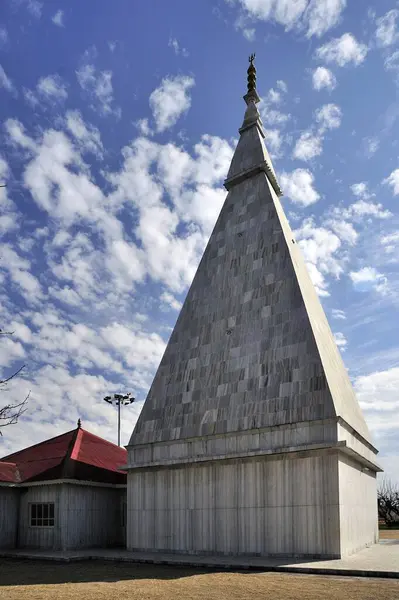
[247,53,257,94]
[77,418,81,429]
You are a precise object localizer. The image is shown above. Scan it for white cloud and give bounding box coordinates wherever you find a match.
[0,64,16,95]
[334,331,347,350]
[350,200,391,219]
[26,0,42,18]
[332,308,346,320]
[383,168,399,195]
[280,168,320,206]
[134,118,153,137]
[355,367,399,425]
[160,291,183,311]
[24,74,68,107]
[384,50,399,73]
[37,74,68,101]
[168,37,189,57]
[65,110,103,158]
[264,129,283,158]
[292,131,323,161]
[364,136,379,157]
[336,198,391,221]
[315,33,368,67]
[328,219,358,245]
[349,266,388,295]
[0,244,43,300]
[375,9,399,47]
[149,75,195,133]
[230,0,346,38]
[0,26,8,46]
[350,182,371,199]
[52,9,64,27]
[76,62,119,117]
[294,217,343,295]
[381,231,399,254]
[312,66,337,91]
[315,103,342,131]
[305,0,346,39]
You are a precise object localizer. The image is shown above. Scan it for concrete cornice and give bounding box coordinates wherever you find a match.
[224,159,282,197]
[17,478,127,489]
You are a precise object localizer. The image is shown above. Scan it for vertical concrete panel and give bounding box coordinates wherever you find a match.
[338,455,378,556]
[127,452,343,557]
[0,488,19,548]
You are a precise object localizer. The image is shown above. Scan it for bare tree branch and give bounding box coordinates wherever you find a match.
[0,327,30,435]
[378,478,399,526]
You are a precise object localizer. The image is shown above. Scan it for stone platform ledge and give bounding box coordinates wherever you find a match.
[1,542,398,579]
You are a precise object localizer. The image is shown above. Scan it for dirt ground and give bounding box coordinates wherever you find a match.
[379,529,399,539]
[0,560,398,600]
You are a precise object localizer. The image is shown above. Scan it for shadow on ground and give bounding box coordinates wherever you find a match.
[0,559,229,586]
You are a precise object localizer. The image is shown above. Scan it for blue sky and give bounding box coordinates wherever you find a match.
[1,0,399,484]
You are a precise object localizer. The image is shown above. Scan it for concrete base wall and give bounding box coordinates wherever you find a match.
[338,454,378,557]
[0,488,19,548]
[61,484,126,550]
[127,450,342,558]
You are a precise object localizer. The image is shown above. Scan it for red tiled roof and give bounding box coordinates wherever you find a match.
[0,461,20,483]
[70,429,127,474]
[1,429,76,482]
[1,426,127,484]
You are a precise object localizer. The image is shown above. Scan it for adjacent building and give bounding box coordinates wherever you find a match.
[0,421,127,550]
[125,57,382,559]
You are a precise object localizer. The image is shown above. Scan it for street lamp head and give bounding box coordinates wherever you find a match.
[103,396,112,403]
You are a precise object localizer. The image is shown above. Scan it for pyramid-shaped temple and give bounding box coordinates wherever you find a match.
[126,57,381,558]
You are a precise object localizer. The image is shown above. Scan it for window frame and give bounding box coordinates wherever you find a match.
[29,502,55,528]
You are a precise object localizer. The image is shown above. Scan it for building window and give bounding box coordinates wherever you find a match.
[30,503,55,527]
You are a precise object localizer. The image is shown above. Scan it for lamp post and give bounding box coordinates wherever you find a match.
[103,392,135,446]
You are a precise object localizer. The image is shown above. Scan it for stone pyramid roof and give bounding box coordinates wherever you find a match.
[128,59,376,466]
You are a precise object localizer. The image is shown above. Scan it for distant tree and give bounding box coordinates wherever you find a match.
[0,328,29,435]
[378,478,399,526]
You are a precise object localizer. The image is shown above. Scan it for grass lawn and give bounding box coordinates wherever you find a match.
[0,560,398,600]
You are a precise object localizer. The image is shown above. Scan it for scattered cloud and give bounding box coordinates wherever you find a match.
[312,66,337,91]
[264,129,283,158]
[149,75,195,133]
[280,168,320,206]
[305,0,346,39]
[0,26,8,46]
[25,0,42,18]
[76,60,119,117]
[315,103,342,132]
[52,9,64,27]
[364,136,380,157]
[0,64,17,95]
[350,182,372,199]
[294,217,343,296]
[168,37,189,57]
[134,118,153,137]
[293,131,323,161]
[229,0,346,39]
[332,308,346,320]
[355,367,399,434]
[65,110,104,158]
[381,231,399,254]
[375,9,399,48]
[315,33,368,67]
[334,331,347,350]
[24,74,68,107]
[160,291,183,310]
[383,168,399,195]
[349,267,388,294]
